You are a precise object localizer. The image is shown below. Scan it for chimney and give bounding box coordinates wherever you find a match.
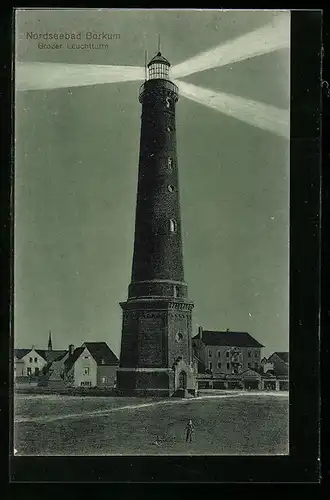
[69,344,74,356]
[198,326,203,339]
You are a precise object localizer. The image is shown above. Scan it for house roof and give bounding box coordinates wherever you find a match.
[14,348,68,362]
[83,342,119,366]
[64,346,85,372]
[64,343,119,371]
[52,351,68,362]
[14,349,31,360]
[272,352,289,364]
[36,350,68,363]
[192,330,264,348]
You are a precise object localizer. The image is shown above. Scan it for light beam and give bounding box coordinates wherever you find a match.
[15,62,145,91]
[175,79,289,138]
[172,13,290,79]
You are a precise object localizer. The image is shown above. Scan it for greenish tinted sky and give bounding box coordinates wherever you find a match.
[15,9,290,357]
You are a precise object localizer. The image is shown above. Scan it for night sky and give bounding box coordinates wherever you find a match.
[14,9,290,357]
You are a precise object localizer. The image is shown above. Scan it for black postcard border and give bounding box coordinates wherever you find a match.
[1,8,323,484]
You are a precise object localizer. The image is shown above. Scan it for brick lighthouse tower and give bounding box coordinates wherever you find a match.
[117,50,196,397]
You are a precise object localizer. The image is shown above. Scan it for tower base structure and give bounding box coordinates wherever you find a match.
[117,295,197,397]
[116,364,196,398]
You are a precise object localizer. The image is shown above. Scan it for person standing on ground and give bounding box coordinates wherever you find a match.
[185,419,194,443]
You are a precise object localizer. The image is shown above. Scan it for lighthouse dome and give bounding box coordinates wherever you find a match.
[147,52,171,67]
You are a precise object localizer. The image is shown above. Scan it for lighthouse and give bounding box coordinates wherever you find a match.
[117,50,196,396]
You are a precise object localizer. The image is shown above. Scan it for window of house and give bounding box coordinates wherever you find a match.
[35,367,39,376]
[226,363,230,370]
[217,350,221,357]
[81,381,91,387]
[84,356,89,359]
[255,351,258,357]
[101,377,107,384]
[208,362,212,370]
[255,362,259,370]
[248,350,252,357]
[170,219,177,233]
[248,362,251,368]
[208,350,212,358]
[27,367,32,375]
[84,367,90,375]
[217,362,221,369]
[34,357,37,363]
[226,351,229,358]
[29,357,32,363]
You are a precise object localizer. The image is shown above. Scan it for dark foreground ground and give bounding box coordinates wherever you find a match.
[14,391,289,455]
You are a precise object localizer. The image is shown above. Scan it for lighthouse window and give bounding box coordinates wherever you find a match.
[170,219,177,233]
[176,332,183,341]
[168,157,173,169]
[167,126,172,132]
[149,63,169,80]
[168,185,175,192]
[166,97,171,108]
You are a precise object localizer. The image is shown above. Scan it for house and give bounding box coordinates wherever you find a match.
[14,347,67,378]
[263,352,289,378]
[64,342,119,388]
[192,326,264,376]
[39,346,73,388]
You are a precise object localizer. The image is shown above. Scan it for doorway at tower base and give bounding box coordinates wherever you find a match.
[116,360,197,398]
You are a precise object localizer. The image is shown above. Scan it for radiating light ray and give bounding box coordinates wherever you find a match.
[15,62,145,91]
[172,14,290,78]
[175,80,290,138]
